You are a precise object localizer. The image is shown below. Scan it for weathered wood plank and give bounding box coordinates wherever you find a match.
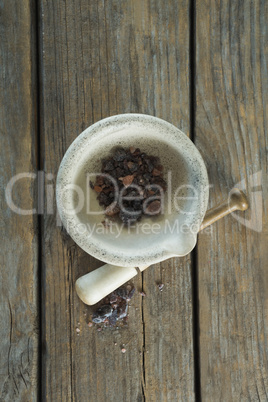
[196,0,268,400]
[39,1,144,400]
[39,0,193,400]
[0,0,39,400]
[142,256,195,401]
[139,1,195,400]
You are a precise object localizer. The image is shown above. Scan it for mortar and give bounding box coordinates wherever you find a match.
[56,114,248,305]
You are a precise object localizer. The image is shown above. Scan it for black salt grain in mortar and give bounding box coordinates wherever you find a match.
[91,147,167,225]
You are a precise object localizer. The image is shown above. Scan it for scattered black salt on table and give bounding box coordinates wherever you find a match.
[88,286,136,329]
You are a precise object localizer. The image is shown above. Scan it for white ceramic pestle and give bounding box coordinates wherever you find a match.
[75,189,249,305]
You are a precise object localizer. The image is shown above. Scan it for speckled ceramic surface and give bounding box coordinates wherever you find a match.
[56,114,209,267]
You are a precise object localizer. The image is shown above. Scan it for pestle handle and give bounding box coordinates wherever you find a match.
[200,188,249,231]
[75,264,138,306]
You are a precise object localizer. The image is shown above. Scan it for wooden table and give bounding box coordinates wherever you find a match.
[1,0,267,400]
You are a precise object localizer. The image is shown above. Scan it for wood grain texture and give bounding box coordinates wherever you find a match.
[196,0,268,400]
[0,0,38,400]
[39,0,193,400]
[142,256,194,401]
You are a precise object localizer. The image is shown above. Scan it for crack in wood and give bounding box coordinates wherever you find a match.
[141,272,146,401]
